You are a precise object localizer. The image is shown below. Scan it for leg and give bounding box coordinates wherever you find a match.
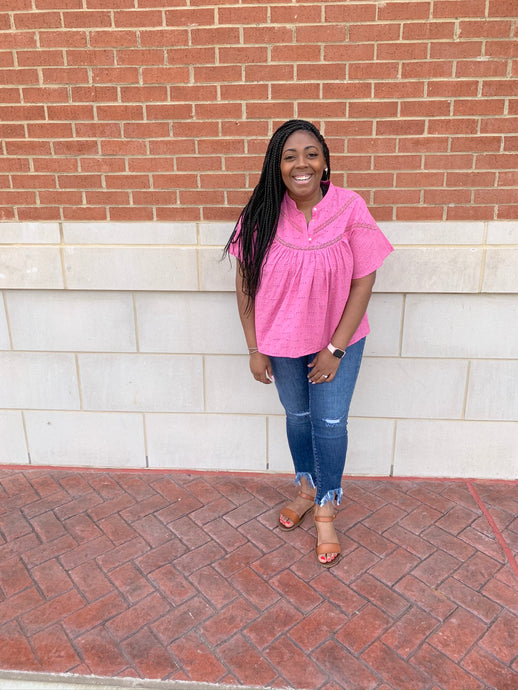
[270,355,316,528]
[310,338,365,564]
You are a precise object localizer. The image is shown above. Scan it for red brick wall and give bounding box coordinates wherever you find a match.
[1,0,516,223]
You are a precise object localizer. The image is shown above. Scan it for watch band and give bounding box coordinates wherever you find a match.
[327,342,346,359]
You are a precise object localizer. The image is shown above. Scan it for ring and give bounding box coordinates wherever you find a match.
[322,374,329,379]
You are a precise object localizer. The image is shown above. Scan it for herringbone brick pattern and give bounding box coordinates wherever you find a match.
[0,467,517,689]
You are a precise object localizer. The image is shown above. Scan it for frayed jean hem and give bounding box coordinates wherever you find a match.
[316,487,343,507]
[294,472,316,490]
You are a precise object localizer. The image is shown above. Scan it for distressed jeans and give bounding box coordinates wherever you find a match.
[269,337,365,506]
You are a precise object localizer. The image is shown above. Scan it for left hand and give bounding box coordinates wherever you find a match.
[307,349,341,384]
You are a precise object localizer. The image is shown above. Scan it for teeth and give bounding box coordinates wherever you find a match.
[294,175,311,180]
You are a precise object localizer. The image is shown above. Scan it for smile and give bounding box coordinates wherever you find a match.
[293,175,312,182]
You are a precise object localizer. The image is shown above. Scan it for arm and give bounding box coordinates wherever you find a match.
[235,261,273,384]
[308,271,376,384]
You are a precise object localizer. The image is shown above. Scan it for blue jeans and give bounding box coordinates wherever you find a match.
[270,337,365,507]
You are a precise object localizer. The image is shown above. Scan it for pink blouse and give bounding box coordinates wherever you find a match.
[230,182,394,358]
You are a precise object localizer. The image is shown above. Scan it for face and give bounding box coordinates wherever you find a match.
[280,130,327,205]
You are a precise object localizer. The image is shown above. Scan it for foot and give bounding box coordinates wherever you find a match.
[279,490,316,530]
[314,504,340,567]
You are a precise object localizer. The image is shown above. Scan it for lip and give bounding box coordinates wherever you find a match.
[292,174,313,183]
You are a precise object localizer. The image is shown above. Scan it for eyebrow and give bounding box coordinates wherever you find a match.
[283,145,320,152]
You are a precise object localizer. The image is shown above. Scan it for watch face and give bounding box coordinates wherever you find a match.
[333,348,345,359]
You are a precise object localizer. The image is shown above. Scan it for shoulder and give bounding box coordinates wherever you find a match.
[330,184,367,209]
[326,184,372,226]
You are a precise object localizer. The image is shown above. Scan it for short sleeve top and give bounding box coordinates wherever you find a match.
[229,182,394,358]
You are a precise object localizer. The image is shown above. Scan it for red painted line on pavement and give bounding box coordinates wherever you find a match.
[467,480,518,580]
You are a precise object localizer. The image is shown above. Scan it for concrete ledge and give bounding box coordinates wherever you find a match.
[1,221,517,293]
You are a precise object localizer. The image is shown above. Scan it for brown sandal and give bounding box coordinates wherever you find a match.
[278,491,315,531]
[314,513,341,568]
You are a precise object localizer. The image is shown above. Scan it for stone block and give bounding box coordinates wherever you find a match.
[394,420,518,479]
[0,297,10,349]
[146,413,267,470]
[466,360,518,421]
[25,411,146,467]
[63,247,198,290]
[402,294,518,359]
[6,290,137,352]
[63,221,197,245]
[0,411,28,463]
[199,247,235,291]
[135,292,244,354]
[78,354,204,412]
[381,221,484,245]
[198,222,234,246]
[375,247,483,293]
[0,247,64,289]
[351,357,468,419]
[487,221,518,244]
[0,222,60,244]
[0,353,79,410]
[482,248,518,293]
[346,418,395,476]
[364,294,403,356]
[205,355,283,414]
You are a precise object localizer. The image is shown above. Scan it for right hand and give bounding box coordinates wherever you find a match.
[250,352,273,384]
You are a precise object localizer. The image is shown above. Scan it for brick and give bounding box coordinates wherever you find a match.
[479,610,518,663]
[14,11,61,29]
[67,587,124,637]
[74,626,128,676]
[21,590,85,634]
[39,29,88,47]
[151,595,214,646]
[122,627,178,679]
[413,644,485,690]
[0,31,37,49]
[113,9,163,27]
[315,640,380,690]
[165,7,214,25]
[350,61,399,80]
[428,608,487,661]
[265,636,327,689]
[0,557,32,597]
[428,79,479,97]
[32,624,80,673]
[90,29,138,47]
[166,46,214,65]
[41,67,89,83]
[297,24,348,43]
[92,67,139,84]
[242,26,292,45]
[217,634,277,687]
[378,1,431,20]
[31,558,74,598]
[0,620,42,672]
[65,48,115,66]
[382,607,438,658]
[487,0,517,16]
[218,5,267,24]
[62,10,112,28]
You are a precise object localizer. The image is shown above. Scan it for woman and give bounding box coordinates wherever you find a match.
[224,120,393,568]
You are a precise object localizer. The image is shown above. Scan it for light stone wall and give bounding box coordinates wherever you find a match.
[1,221,517,479]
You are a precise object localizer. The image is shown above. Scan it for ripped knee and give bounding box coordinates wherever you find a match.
[322,414,347,429]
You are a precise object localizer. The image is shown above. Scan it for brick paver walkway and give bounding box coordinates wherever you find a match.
[0,466,517,689]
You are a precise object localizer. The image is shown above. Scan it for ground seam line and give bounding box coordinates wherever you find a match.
[466,480,518,580]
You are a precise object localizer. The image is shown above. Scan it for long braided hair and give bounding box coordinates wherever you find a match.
[224,119,331,307]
